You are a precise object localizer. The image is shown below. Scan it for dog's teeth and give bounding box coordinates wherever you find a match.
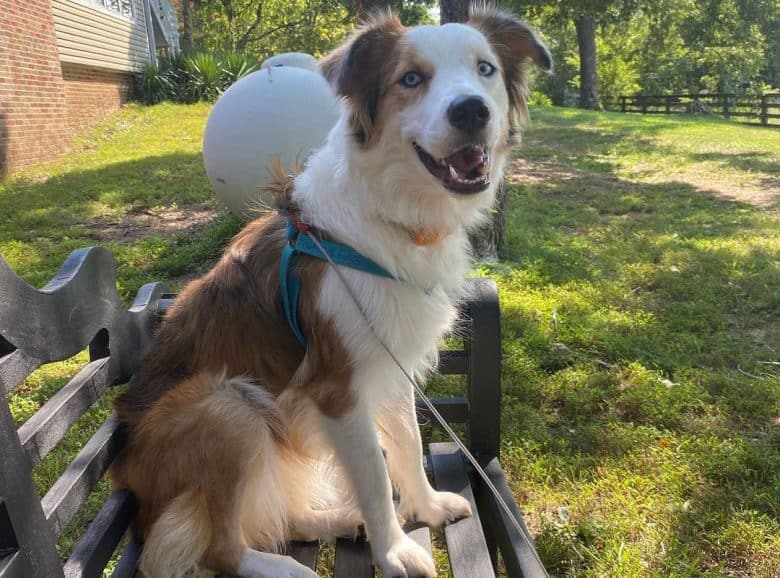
[448,165,459,180]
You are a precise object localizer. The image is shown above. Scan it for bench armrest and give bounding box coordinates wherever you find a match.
[463,278,502,461]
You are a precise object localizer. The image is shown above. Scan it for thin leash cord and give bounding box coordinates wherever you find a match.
[305,231,548,574]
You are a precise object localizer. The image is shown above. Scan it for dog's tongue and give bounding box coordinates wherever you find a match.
[447,147,486,178]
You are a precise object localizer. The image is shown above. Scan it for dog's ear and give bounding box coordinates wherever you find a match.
[318,12,404,145]
[468,5,552,125]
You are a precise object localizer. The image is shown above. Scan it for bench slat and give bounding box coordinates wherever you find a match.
[333,537,373,578]
[415,397,469,425]
[110,538,142,578]
[406,522,432,555]
[437,350,469,374]
[475,458,548,578]
[430,442,495,578]
[0,551,25,578]
[42,415,121,537]
[63,490,136,578]
[0,351,40,397]
[287,541,319,570]
[18,358,112,468]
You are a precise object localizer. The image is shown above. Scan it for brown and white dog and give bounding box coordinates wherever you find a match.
[113,6,550,578]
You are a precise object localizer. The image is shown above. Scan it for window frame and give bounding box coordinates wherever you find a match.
[71,0,135,22]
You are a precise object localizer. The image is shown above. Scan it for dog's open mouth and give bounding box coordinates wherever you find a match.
[413,142,490,194]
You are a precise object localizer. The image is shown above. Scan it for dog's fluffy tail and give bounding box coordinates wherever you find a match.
[139,490,211,578]
[135,374,289,578]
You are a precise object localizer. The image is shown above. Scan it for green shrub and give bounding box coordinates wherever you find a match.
[221,52,258,88]
[184,53,223,102]
[134,52,259,105]
[136,61,173,105]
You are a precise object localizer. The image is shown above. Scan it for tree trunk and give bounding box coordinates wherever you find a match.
[353,0,390,22]
[181,0,194,56]
[468,183,506,262]
[439,0,469,24]
[575,14,599,109]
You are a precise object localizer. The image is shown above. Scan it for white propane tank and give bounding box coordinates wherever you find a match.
[203,53,339,220]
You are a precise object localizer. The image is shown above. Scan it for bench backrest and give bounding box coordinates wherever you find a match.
[0,247,500,578]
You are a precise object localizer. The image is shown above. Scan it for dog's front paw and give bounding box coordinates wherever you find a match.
[400,491,472,528]
[376,535,436,578]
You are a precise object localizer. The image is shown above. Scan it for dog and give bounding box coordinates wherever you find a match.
[112,6,550,578]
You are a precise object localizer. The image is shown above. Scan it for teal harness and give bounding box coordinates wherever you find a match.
[280,217,397,346]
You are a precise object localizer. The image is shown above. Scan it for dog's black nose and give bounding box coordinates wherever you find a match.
[447,95,490,133]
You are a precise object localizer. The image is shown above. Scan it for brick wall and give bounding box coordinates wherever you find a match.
[0,0,71,176]
[61,62,134,134]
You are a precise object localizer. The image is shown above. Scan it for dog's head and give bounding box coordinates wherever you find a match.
[320,5,550,205]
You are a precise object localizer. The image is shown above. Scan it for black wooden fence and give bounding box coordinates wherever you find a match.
[602,93,780,127]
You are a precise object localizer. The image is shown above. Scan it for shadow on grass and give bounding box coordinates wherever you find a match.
[496,134,779,573]
[0,152,214,239]
[0,152,241,297]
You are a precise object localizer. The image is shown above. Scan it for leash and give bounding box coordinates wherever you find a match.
[303,230,549,576]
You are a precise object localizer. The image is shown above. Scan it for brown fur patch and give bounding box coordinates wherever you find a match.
[115,213,355,427]
[375,41,433,125]
[113,213,357,561]
[320,12,405,145]
[468,5,552,140]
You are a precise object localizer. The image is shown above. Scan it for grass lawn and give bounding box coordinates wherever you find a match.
[1,103,778,577]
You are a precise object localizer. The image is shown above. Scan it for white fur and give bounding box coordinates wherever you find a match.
[286,21,513,578]
[237,550,319,578]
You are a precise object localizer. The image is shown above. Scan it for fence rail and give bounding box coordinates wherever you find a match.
[602,93,780,127]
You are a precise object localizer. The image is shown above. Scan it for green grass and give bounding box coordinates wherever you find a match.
[2,104,778,577]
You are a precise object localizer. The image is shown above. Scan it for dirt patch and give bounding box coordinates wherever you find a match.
[507,156,779,211]
[80,205,217,242]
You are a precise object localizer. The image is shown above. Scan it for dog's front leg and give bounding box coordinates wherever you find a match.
[378,384,472,527]
[321,396,436,578]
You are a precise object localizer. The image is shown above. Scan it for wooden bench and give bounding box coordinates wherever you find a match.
[0,246,546,578]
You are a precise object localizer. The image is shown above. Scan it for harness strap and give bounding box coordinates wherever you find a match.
[280,219,397,347]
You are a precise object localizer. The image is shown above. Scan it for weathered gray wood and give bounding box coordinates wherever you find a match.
[110,538,142,578]
[0,350,40,397]
[333,537,373,578]
[415,397,469,425]
[0,551,27,578]
[0,249,165,578]
[42,415,122,537]
[465,279,501,460]
[287,541,319,570]
[18,358,112,468]
[0,400,64,578]
[63,490,137,578]
[406,522,432,555]
[0,247,166,385]
[475,458,547,578]
[438,349,469,374]
[430,442,495,578]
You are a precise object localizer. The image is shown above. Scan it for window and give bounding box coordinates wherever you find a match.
[83,0,134,19]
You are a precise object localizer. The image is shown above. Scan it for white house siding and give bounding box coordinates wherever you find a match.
[52,0,151,72]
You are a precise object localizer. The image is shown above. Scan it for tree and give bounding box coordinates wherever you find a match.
[181,0,194,56]
[440,0,468,24]
[191,0,353,58]
[575,14,598,108]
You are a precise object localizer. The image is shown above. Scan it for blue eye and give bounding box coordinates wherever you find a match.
[400,71,423,88]
[478,61,496,77]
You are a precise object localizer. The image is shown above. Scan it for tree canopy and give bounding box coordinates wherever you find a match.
[179,0,778,105]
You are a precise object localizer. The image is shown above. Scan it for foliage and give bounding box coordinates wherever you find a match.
[136,61,174,105]
[183,52,224,102]
[518,0,778,105]
[191,0,353,59]
[135,52,258,104]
